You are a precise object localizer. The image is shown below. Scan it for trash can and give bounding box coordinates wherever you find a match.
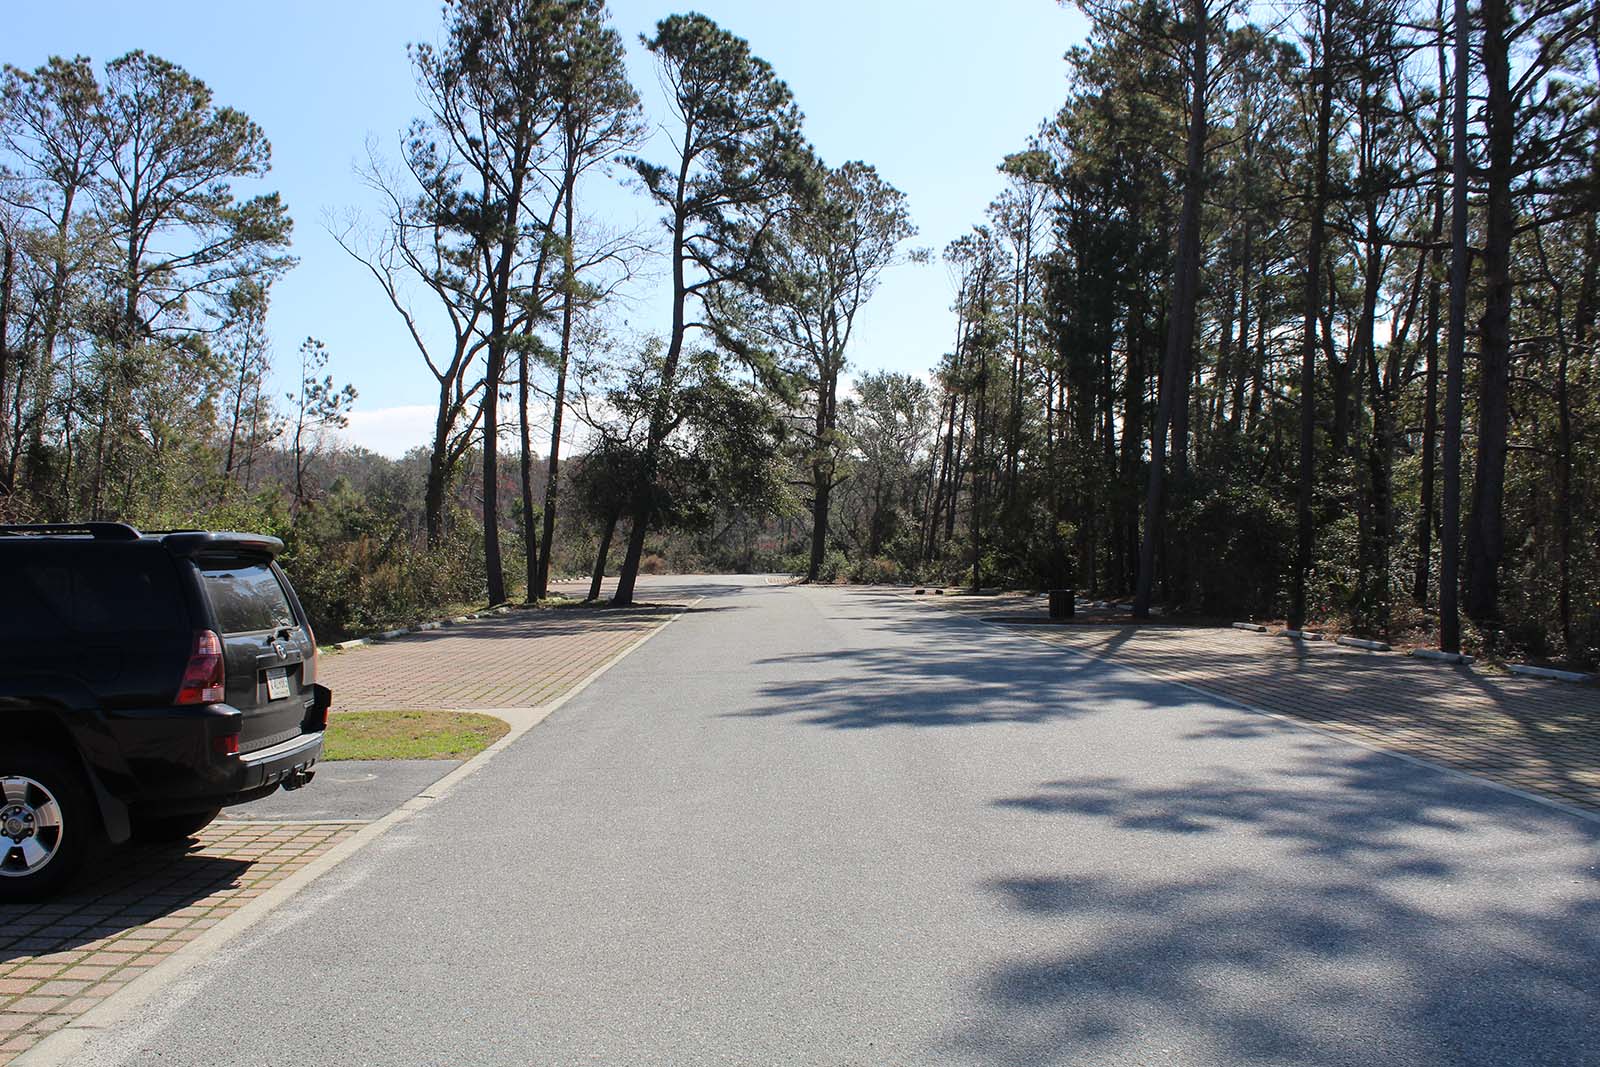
[1048,589,1075,619]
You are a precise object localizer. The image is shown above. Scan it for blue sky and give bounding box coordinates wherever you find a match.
[9,0,1089,456]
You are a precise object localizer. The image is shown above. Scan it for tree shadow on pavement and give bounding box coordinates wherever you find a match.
[734,587,1600,1064]
[953,755,1600,1067]
[0,842,252,960]
[384,601,739,646]
[733,592,1180,730]
[1024,622,1600,813]
[846,587,1600,813]
[738,639,1162,730]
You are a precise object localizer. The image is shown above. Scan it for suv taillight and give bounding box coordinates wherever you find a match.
[176,630,225,705]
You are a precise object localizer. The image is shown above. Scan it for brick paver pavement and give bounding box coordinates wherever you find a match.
[321,603,678,711]
[0,822,358,1065]
[925,592,1600,814]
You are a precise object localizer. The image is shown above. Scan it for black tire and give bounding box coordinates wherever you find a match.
[0,745,95,902]
[131,807,221,843]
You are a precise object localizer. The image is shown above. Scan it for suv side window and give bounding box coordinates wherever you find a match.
[0,543,186,696]
[201,561,296,635]
[0,558,72,643]
[73,554,184,634]
[0,546,182,638]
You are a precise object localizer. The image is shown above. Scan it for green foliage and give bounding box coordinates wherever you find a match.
[0,49,294,524]
[6,0,1594,673]
[595,11,811,603]
[630,13,807,227]
[1170,471,1297,618]
[814,549,850,583]
[848,556,901,584]
[279,484,487,642]
[97,50,295,339]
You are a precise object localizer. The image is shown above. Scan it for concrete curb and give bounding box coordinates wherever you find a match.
[1410,649,1475,665]
[1281,629,1323,641]
[16,596,704,1067]
[1336,635,1391,652]
[1231,622,1267,633]
[1507,662,1594,684]
[320,600,559,654]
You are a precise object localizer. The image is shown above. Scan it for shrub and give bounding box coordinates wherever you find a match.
[848,556,900,584]
[1170,473,1295,618]
[815,549,850,583]
[277,485,486,642]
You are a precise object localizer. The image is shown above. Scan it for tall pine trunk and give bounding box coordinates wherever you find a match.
[481,150,531,605]
[807,362,839,581]
[588,511,619,602]
[518,336,539,603]
[1291,2,1335,631]
[1440,0,1472,653]
[0,241,13,497]
[1414,167,1446,602]
[1134,0,1208,618]
[1465,0,1513,626]
[613,159,692,606]
[536,169,580,601]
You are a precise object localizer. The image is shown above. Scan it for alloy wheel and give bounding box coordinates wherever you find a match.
[0,776,65,878]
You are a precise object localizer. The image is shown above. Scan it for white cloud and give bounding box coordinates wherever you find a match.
[337,405,437,458]
[335,398,602,460]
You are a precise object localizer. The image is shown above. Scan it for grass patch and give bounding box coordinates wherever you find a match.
[324,710,510,761]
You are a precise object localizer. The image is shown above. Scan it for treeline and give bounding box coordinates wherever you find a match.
[0,53,308,521]
[7,1,1595,667]
[770,0,1596,668]
[0,51,438,639]
[0,2,924,632]
[326,0,920,610]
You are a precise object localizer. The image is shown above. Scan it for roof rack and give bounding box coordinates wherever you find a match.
[0,522,143,541]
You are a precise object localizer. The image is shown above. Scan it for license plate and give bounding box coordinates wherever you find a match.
[265,667,290,700]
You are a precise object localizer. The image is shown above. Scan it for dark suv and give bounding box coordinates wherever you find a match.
[1,523,328,899]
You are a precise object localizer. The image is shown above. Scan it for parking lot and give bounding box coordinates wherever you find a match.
[1,597,685,1064]
[932,591,1600,813]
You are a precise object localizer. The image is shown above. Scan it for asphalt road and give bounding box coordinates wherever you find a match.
[215,758,461,823]
[65,577,1600,1066]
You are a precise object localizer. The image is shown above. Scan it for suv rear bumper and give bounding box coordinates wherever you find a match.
[98,684,331,818]
[235,729,322,800]
[123,727,325,816]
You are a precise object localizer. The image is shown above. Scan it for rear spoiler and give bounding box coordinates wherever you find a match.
[157,531,285,558]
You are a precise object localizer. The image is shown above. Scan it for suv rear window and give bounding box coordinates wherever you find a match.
[201,561,296,635]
